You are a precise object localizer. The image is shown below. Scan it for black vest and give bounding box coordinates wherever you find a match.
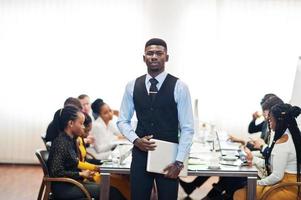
[133,73,179,143]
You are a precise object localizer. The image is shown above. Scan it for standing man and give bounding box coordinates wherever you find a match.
[117,38,194,200]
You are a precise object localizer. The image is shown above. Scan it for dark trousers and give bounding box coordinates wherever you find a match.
[191,176,209,187]
[52,181,125,200]
[207,177,247,200]
[130,147,179,200]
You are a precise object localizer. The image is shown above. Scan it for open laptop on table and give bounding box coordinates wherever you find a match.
[215,131,239,160]
[216,131,249,167]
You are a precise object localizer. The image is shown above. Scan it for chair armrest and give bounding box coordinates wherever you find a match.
[44,177,92,200]
[259,182,301,200]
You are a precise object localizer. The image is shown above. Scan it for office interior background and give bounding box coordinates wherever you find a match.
[0,0,301,165]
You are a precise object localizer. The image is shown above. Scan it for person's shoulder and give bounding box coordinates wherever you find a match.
[129,74,147,82]
[125,74,147,90]
[93,118,104,127]
[167,73,178,79]
[276,134,289,144]
[174,78,189,91]
[126,79,135,88]
[51,133,66,148]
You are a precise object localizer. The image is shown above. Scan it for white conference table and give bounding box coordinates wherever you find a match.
[98,141,258,200]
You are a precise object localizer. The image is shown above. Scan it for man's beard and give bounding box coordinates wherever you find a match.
[149,67,160,72]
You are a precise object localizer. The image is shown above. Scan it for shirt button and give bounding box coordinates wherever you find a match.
[151,123,154,126]
[150,107,154,111]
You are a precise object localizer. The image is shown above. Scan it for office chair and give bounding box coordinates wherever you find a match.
[35,149,92,200]
[41,136,51,151]
[259,182,301,200]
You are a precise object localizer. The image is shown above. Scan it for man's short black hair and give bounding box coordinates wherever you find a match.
[145,38,167,50]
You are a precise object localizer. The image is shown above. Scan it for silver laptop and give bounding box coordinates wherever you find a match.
[215,131,239,161]
[147,139,187,176]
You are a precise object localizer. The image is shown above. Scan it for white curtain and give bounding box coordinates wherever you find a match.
[0,0,300,163]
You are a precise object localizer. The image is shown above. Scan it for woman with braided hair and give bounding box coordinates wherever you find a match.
[47,105,126,200]
[234,103,301,200]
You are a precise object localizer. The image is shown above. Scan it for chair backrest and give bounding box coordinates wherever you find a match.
[41,136,51,151]
[260,182,301,200]
[41,135,47,144]
[35,149,50,176]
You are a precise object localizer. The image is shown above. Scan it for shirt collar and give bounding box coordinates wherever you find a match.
[95,116,109,127]
[146,71,167,85]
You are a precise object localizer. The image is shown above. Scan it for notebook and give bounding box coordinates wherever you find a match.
[146,139,187,177]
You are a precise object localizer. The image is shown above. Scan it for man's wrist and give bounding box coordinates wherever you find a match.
[174,161,184,170]
[133,138,141,146]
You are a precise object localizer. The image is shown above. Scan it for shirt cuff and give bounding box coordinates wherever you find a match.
[257,180,264,185]
[176,151,187,162]
[261,144,268,152]
[127,131,139,143]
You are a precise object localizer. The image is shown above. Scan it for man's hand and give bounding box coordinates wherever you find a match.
[228,134,245,145]
[163,161,183,179]
[133,135,156,152]
[252,138,265,149]
[243,147,253,166]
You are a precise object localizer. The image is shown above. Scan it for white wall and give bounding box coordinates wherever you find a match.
[0,0,300,163]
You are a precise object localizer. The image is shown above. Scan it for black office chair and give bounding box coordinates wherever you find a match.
[35,149,92,200]
[41,136,51,151]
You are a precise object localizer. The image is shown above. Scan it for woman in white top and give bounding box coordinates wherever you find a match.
[234,103,301,200]
[88,98,123,159]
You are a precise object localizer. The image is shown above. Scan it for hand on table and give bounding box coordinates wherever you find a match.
[228,134,245,145]
[243,147,253,166]
[251,138,265,149]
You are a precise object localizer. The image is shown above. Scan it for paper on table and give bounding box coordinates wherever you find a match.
[188,158,207,165]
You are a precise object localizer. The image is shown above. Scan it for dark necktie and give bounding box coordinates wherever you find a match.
[149,78,158,101]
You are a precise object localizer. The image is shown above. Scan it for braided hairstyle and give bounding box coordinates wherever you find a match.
[267,103,301,186]
[83,112,92,128]
[52,105,81,138]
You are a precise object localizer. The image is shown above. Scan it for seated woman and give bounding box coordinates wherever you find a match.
[47,105,125,200]
[180,95,283,198]
[45,97,83,143]
[89,98,123,160]
[233,103,301,200]
[77,113,131,199]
